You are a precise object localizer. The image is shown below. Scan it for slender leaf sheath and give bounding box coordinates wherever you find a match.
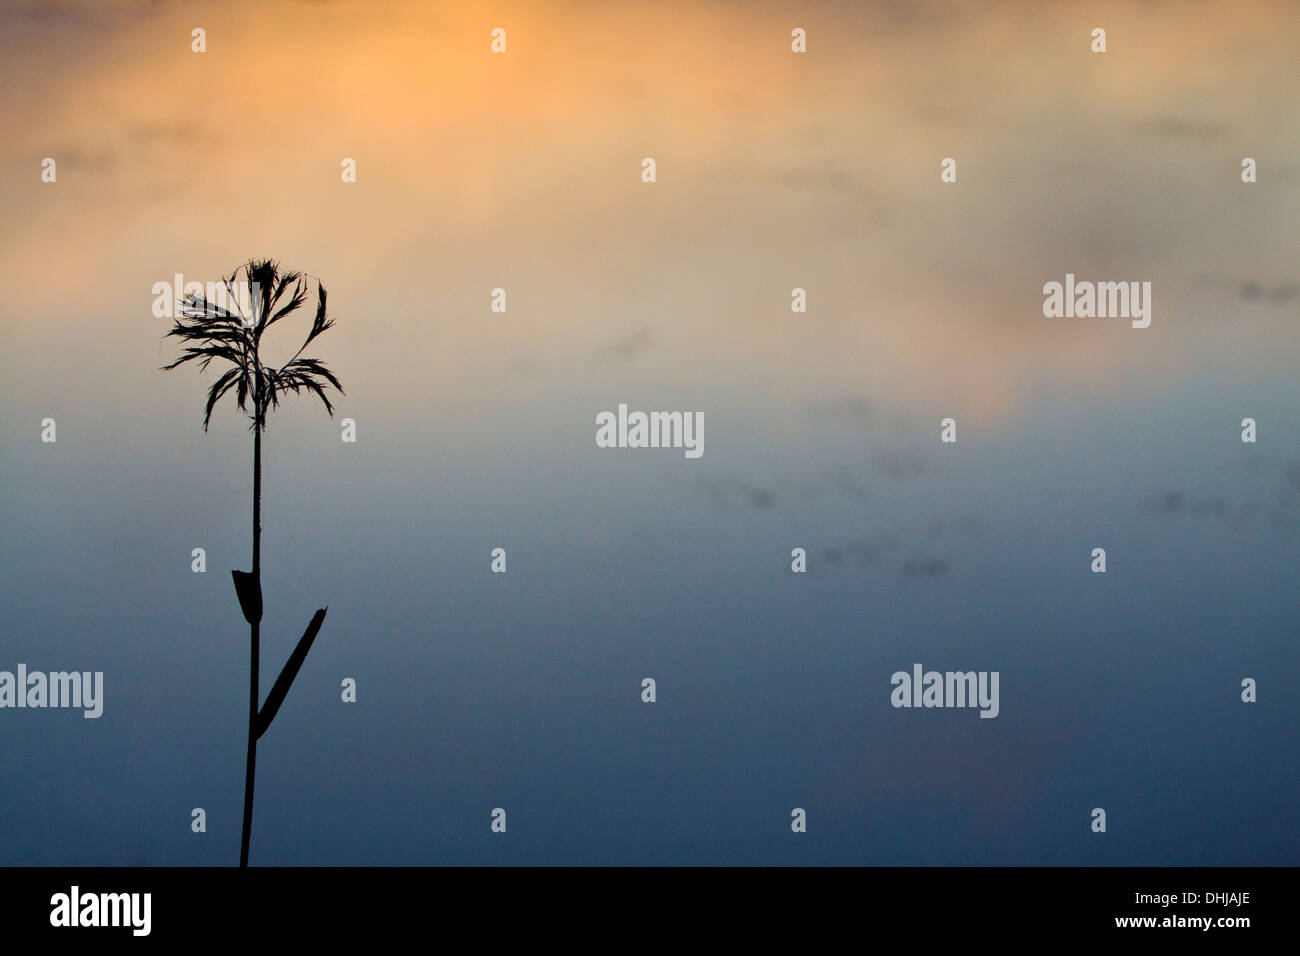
[231,570,263,625]
[255,608,328,740]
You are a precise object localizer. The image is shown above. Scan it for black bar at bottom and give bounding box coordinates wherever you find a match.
[0,866,1277,942]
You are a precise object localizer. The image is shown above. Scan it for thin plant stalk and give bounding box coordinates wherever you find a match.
[162,259,343,866]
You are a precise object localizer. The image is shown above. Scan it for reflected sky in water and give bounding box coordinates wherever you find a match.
[1,0,1297,864]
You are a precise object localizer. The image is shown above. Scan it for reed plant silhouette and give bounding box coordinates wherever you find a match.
[162,259,343,866]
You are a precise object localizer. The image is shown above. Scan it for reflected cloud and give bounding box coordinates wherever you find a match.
[590,327,652,364]
[1139,458,1300,528]
[1130,116,1232,143]
[1240,281,1300,305]
[901,557,949,578]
